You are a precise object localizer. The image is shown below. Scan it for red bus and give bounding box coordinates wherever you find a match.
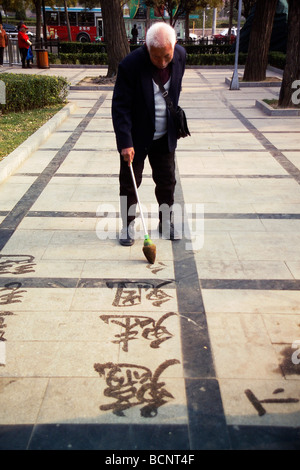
[45,6,103,42]
[44,4,186,44]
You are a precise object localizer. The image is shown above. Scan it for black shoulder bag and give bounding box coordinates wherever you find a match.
[154,75,191,140]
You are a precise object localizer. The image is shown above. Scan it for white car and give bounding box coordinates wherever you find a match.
[219,27,237,37]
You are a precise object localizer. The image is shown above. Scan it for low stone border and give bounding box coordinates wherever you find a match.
[0,102,77,184]
[70,85,114,91]
[225,77,281,87]
[255,99,300,116]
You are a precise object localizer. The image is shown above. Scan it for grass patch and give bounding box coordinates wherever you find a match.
[0,104,64,161]
[263,99,279,108]
[242,77,281,83]
[263,98,300,110]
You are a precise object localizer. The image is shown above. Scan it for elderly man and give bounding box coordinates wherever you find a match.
[112,22,186,246]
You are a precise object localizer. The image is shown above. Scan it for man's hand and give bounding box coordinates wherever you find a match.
[121,147,135,166]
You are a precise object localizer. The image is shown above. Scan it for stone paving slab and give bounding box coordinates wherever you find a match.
[0,65,300,450]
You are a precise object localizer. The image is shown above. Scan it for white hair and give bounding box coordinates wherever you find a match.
[146,22,176,49]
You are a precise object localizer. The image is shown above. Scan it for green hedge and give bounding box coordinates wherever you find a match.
[182,44,232,54]
[49,51,248,66]
[58,41,140,54]
[51,44,287,69]
[187,52,248,66]
[0,73,69,113]
[59,41,106,53]
[268,51,286,70]
[58,52,108,65]
[58,41,232,55]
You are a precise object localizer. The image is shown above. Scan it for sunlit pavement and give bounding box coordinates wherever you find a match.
[0,65,299,450]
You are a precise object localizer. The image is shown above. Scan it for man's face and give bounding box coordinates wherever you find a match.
[148,43,174,69]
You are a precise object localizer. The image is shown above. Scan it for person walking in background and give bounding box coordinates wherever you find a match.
[131,24,138,44]
[18,24,32,68]
[112,22,186,246]
[0,22,8,67]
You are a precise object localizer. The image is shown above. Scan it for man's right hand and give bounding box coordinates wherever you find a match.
[121,147,135,166]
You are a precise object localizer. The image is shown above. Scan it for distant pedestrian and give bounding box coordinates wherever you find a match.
[18,24,32,69]
[0,23,8,67]
[131,24,138,44]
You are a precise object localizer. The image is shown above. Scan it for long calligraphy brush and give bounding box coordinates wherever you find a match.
[129,164,156,264]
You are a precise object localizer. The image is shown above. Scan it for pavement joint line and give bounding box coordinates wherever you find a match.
[172,158,230,447]
[2,211,300,219]
[13,172,294,179]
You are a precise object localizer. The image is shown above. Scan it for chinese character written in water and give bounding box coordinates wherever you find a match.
[0,282,26,305]
[112,285,173,308]
[146,262,167,275]
[0,255,36,275]
[0,311,14,342]
[113,287,142,307]
[245,388,299,417]
[94,359,180,417]
[100,312,176,352]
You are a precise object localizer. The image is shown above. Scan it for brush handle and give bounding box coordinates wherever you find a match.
[129,164,148,237]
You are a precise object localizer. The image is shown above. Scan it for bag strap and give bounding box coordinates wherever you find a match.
[153,73,177,114]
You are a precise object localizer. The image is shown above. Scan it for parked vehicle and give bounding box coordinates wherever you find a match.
[189,33,198,41]
[3,23,18,34]
[212,27,237,44]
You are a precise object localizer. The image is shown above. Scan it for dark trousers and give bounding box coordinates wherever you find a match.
[0,47,4,65]
[119,134,176,227]
[19,47,30,68]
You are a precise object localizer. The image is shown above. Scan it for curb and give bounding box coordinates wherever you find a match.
[225,77,281,87]
[0,102,77,185]
[70,85,114,90]
[255,99,300,116]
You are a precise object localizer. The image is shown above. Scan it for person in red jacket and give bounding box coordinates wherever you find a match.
[18,24,32,68]
[0,23,8,67]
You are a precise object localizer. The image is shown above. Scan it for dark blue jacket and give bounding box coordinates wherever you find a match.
[112,44,186,158]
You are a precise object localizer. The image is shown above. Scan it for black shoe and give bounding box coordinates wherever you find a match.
[119,226,135,246]
[158,220,180,240]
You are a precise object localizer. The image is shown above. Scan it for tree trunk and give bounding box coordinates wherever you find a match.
[64,0,72,42]
[228,0,234,35]
[100,0,130,78]
[33,0,42,43]
[278,0,300,108]
[185,12,189,41]
[243,0,277,82]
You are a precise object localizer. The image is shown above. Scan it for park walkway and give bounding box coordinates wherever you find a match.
[0,64,299,450]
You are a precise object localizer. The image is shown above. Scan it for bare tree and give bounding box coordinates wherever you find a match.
[145,0,222,27]
[243,0,278,82]
[278,0,300,108]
